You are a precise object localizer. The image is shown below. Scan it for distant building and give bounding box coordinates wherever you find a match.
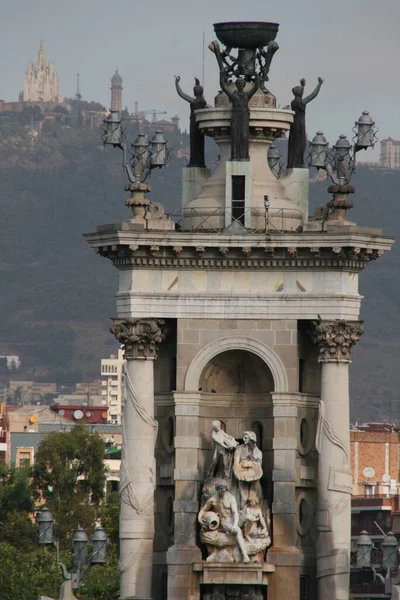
[75,380,103,399]
[0,355,21,370]
[101,348,125,424]
[8,380,56,402]
[380,137,400,170]
[23,41,63,104]
[110,69,123,113]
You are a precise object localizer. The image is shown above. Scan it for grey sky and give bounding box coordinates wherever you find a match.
[1,0,399,159]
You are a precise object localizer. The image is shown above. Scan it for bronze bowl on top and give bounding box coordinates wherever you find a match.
[213,21,279,49]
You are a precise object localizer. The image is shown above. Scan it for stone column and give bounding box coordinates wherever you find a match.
[111,318,166,600]
[310,319,364,600]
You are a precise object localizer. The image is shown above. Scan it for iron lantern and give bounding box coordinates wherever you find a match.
[150,130,167,168]
[267,144,282,178]
[102,111,123,147]
[37,507,54,546]
[72,526,89,568]
[90,525,108,565]
[355,111,375,150]
[356,530,373,568]
[310,131,329,169]
[333,134,352,169]
[382,531,398,571]
[132,133,150,167]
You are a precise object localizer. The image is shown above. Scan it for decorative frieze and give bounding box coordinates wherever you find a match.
[96,243,385,272]
[310,319,364,363]
[110,317,167,359]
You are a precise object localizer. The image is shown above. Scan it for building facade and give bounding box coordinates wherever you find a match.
[23,41,63,103]
[101,348,124,424]
[380,138,400,170]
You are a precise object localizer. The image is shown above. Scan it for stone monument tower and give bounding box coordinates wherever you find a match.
[87,20,394,600]
[111,69,123,113]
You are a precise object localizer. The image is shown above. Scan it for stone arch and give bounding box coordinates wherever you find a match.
[184,336,289,393]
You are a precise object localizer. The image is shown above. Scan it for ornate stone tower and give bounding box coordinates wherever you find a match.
[23,41,62,103]
[87,20,394,600]
[111,69,123,113]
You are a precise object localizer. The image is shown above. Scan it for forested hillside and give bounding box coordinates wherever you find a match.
[0,122,398,421]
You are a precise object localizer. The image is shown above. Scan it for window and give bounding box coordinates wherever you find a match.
[232,175,245,224]
[17,448,33,468]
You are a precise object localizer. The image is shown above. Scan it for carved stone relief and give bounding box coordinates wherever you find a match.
[198,423,271,564]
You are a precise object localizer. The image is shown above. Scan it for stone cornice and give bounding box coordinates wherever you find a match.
[96,245,385,271]
[84,228,394,272]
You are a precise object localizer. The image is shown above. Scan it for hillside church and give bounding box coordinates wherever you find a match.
[23,41,63,104]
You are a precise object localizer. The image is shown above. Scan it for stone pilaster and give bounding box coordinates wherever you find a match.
[267,393,301,600]
[309,319,363,600]
[111,318,167,600]
[167,391,202,600]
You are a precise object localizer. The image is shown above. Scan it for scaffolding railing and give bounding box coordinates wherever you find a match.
[170,206,303,234]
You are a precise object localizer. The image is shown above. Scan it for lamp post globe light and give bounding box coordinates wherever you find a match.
[37,508,107,598]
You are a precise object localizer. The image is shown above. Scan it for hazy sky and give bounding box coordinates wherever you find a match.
[1,0,399,159]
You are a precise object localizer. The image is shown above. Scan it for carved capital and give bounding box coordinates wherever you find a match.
[309,319,364,363]
[110,318,167,359]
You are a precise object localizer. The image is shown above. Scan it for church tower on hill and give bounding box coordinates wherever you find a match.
[23,41,63,103]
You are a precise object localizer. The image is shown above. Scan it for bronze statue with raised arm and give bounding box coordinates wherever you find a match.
[287,77,324,169]
[220,73,260,161]
[175,75,207,168]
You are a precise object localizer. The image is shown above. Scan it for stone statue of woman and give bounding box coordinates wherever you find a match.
[174,75,207,168]
[220,73,260,161]
[287,77,323,169]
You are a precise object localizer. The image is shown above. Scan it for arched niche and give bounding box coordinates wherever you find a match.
[199,350,274,394]
[184,336,289,393]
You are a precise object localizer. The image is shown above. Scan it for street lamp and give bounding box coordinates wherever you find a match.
[102,112,169,221]
[309,111,377,186]
[37,508,107,592]
[102,113,168,186]
[38,506,54,546]
[382,531,398,571]
[356,530,373,568]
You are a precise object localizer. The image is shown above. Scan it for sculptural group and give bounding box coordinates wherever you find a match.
[198,421,270,563]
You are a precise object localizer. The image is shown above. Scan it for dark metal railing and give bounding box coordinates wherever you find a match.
[170,206,303,234]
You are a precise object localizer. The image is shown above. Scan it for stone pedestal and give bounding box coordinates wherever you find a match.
[111,318,166,600]
[280,168,310,224]
[310,319,364,600]
[182,167,212,209]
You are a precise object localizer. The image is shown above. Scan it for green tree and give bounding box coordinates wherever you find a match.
[0,465,37,550]
[32,425,106,546]
[99,491,120,552]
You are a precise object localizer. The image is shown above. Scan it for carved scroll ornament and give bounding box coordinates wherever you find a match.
[310,319,364,363]
[110,317,167,359]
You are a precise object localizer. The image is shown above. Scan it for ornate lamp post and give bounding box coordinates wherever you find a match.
[37,508,107,598]
[309,111,377,185]
[308,111,377,222]
[102,110,169,223]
